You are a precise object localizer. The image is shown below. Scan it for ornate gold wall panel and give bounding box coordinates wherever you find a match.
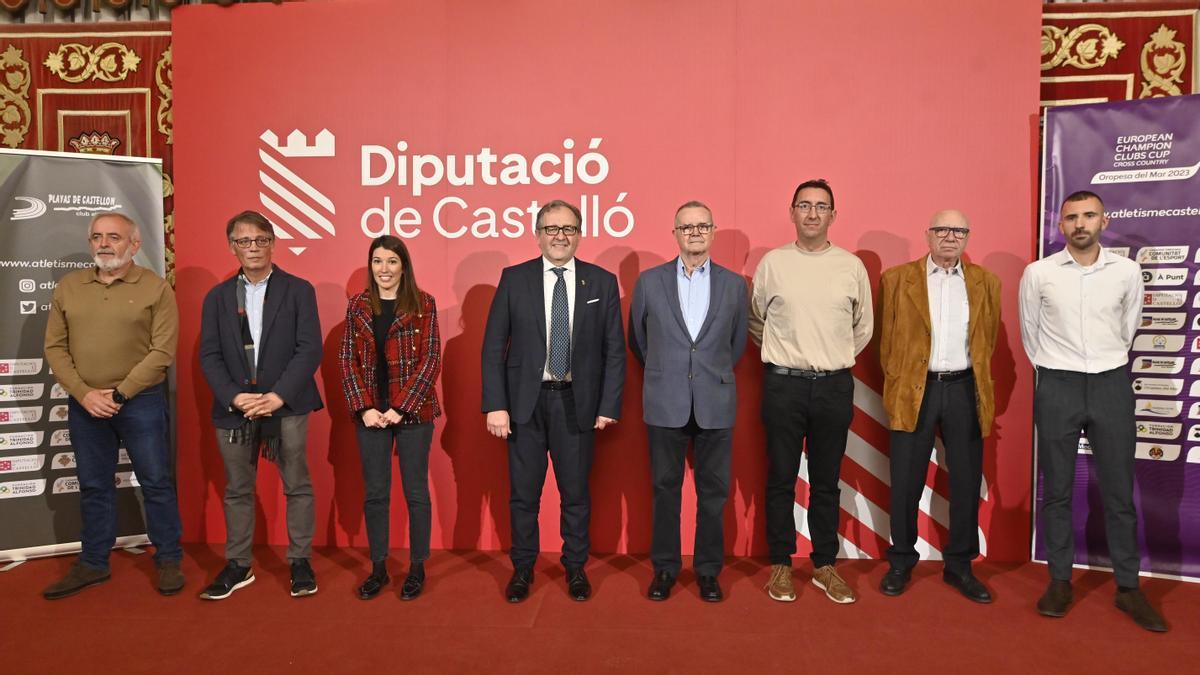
[1041,5,1198,107]
[0,43,30,147]
[44,41,141,83]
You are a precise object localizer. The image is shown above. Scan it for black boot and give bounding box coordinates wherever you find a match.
[357,561,389,600]
[401,561,426,601]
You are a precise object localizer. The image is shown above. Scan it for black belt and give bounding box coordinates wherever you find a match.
[766,364,849,379]
[927,369,972,382]
[541,380,572,390]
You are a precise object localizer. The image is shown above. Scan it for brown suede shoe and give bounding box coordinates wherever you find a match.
[157,560,185,596]
[1036,580,1072,617]
[812,565,856,604]
[764,563,795,602]
[43,561,110,600]
[1115,589,1168,633]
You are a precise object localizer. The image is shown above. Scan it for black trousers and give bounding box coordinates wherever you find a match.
[1035,366,1140,588]
[356,422,434,564]
[763,368,854,568]
[646,411,732,577]
[508,387,594,570]
[887,375,982,576]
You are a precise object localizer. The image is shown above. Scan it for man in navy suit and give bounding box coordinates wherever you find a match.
[629,201,748,602]
[197,210,324,601]
[481,199,625,603]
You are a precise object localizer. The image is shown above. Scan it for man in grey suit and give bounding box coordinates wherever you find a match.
[629,200,749,602]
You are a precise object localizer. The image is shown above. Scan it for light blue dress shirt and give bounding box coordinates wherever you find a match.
[676,256,711,341]
[242,272,271,368]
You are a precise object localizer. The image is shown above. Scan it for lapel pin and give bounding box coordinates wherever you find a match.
[581,279,587,287]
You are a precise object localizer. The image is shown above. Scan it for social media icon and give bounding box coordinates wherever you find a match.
[19,300,36,314]
[18,279,35,293]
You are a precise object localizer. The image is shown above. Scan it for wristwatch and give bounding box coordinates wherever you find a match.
[112,389,127,405]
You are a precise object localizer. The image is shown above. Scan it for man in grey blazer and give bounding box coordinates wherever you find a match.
[629,201,749,602]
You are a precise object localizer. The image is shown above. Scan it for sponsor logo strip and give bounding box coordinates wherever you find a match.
[0,478,46,498]
[1135,442,1181,461]
[0,359,43,377]
[1134,356,1184,373]
[0,430,43,449]
[0,454,45,473]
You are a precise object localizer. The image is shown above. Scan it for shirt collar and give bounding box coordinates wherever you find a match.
[239,270,273,287]
[89,263,143,284]
[543,257,576,274]
[678,256,709,276]
[1053,246,1112,270]
[925,255,962,276]
[793,240,833,254]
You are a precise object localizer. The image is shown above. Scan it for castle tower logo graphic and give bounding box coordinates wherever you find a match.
[258,129,336,256]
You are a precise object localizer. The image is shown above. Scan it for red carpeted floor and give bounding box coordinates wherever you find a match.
[2,544,1195,673]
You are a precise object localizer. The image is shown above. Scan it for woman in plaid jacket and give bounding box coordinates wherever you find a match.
[338,235,441,600]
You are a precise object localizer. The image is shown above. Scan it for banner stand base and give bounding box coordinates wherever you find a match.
[0,535,151,565]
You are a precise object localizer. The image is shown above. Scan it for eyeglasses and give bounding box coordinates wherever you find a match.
[231,236,275,249]
[929,227,970,239]
[792,202,831,214]
[538,225,580,236]
[89,233,127,244]
[675,223,714,234]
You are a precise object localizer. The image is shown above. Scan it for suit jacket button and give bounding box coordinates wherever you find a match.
[688,373,693,379]
[691,347,696,352]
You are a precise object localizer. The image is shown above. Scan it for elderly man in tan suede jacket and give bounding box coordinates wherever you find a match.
[877,209,1000,602]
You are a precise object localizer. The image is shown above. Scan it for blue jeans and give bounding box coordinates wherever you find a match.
[68,383,183,570]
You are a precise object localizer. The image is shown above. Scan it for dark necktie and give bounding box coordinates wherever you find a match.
[548,267,570,380]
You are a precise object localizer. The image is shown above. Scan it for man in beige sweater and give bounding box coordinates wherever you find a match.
[750,178,872,605]
[42,212,183,599]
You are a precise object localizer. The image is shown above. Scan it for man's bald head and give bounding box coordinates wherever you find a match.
[925,209,971,268]
[929,209,969,230]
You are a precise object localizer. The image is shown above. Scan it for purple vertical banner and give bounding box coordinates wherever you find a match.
[1036,94,1200,581]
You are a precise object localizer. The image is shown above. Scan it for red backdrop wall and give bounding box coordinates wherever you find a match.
[172,0,1041,561]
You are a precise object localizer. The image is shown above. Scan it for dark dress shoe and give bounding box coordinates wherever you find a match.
[357,562,389,600]
[1115,589,1168,632]
[697,575,723,603]
[647,571,675,601]
[879,566,911,596]
[43,561,110,600]
[400,568,425,601]
[506,567,534,603]
[1037,580,1072,617]
[943,570,992,603]
[156,560,185,596]
[566,567,591,601]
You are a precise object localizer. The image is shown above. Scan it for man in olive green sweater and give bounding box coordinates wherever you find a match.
[42,212,183,599]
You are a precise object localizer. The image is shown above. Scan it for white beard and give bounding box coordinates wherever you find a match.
[93,249,134,273]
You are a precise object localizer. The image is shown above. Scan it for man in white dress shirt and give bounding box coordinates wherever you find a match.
[1019,190,1167,632]
[878,210,1000,602]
